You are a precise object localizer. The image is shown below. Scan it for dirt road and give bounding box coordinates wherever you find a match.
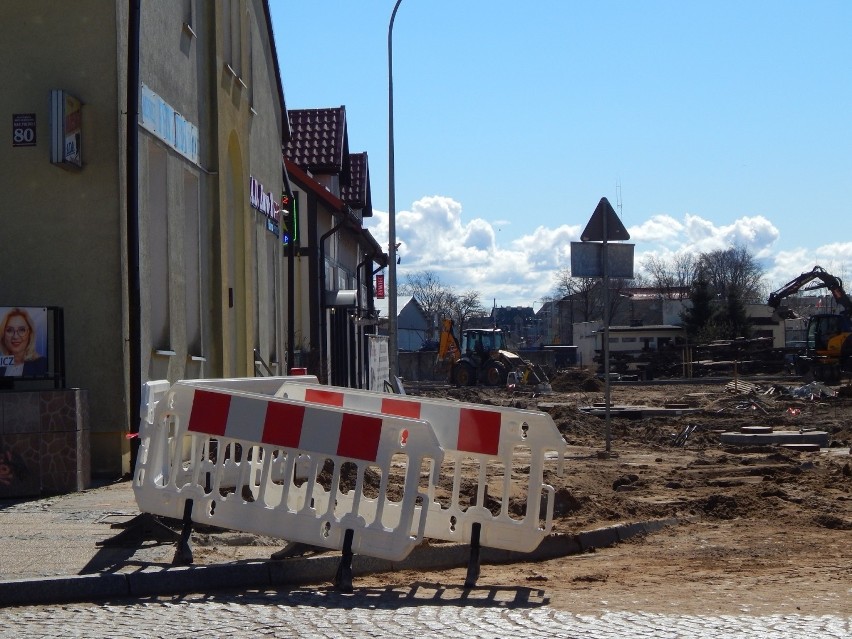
[355,373,852,615]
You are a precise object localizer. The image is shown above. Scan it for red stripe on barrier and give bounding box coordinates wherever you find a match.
[381,397,421,419]
[262,401,306,448]
[305,388,345,406]
[188,389,231,436]
[457,408,501,455]
[337,413,383,462]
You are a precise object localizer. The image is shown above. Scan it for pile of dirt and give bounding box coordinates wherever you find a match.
[411,378,852,534]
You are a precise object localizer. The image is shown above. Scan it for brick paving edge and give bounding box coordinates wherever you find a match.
[0,518,678,607]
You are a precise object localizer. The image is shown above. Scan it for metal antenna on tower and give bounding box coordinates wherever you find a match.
[616,180,623,219]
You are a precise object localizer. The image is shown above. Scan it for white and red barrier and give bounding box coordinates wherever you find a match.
[274,382,567,553]
[133,378,442,562]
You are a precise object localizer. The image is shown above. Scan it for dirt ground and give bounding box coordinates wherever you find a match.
[354,372,852,615]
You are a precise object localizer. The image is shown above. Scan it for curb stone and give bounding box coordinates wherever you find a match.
[0,518,678,607]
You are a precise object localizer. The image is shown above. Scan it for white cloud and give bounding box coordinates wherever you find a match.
[365,196,847,308]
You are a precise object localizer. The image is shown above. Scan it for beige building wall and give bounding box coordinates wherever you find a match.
[0,3,126,473]
[0,0,289,476]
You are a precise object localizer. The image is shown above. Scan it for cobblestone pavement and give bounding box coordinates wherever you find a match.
[3,585,849,638]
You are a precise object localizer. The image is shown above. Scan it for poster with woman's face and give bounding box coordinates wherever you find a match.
[0,307,48,374]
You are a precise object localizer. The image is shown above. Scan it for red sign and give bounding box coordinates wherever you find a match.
[376,274,385,299]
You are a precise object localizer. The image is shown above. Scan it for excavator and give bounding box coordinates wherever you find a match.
[436,319,552,391]
[767,265,852,385]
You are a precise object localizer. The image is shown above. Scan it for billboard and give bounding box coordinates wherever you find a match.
[0,307,49,378]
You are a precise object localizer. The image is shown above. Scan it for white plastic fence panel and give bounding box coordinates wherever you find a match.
[274,382,567,553]
[133,380,442,562]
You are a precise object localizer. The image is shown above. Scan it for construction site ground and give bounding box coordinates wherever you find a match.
[355,371,852,616]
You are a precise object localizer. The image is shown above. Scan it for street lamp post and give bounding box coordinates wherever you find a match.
[387,0,403,381]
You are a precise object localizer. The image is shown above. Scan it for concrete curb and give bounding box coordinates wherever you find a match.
[0,518,678,607]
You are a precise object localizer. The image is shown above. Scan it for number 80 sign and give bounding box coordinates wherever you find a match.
[12,113,36,147]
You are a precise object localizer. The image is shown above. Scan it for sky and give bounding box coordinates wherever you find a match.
[270,1,852,308]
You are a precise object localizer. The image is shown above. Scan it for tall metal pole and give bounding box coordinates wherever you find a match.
[387,0,403,380]
[603,211,612,453]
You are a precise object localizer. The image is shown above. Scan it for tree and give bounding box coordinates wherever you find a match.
[400,270,484,342]
[642,253,696,299]
[446,289,485,335]
[681,278,716,341]
[695,246,764,303]
[400,270,453,321]
[552,266,634,325]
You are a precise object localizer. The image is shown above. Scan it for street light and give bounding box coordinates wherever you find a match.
[387,0,403,381]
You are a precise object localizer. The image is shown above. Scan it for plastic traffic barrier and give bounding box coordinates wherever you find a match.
[133,378,442,563]
[274,382,567,554]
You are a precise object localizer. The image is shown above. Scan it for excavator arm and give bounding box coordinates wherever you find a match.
[767,266,852,316]
[436,318,461,363]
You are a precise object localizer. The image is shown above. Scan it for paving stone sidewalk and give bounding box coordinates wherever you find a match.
[0,478,673,607]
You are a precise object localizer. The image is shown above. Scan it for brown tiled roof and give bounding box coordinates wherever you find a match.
[340,152,372,217]
[285,107,350,182]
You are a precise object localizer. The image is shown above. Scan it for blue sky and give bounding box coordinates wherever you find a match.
[270,1,852,308]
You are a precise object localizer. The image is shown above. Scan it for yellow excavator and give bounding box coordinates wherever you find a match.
[436,319,552,391]
[767,265,852,385]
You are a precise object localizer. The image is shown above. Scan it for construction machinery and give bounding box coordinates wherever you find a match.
[767,265,852,384]
[436,319,552,391]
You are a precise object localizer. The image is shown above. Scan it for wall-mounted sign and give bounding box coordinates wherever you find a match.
[281,191,299,246]
[250,176,280,235]
[12,113,37,147]
[0,307,49,378]
[375,274,385,299]
[50,90,82,169]
[139,83,199,164]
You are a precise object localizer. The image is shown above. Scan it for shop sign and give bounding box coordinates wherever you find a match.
[281,191,299,246]
[140,83,199,164]
[250,176,280,235]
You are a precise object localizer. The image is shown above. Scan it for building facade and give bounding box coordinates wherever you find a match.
[284,108,386,389]
[0,1,290,476]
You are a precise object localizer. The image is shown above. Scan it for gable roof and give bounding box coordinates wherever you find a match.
[374,296,426,320]
[285,107,350,183]
[340,152,372,217]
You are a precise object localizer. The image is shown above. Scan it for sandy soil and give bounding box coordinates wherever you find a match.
[353,372,852,615]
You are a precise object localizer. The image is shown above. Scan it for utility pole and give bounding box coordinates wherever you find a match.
[387,0,404,381]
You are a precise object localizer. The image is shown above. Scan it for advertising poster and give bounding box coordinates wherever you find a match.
[0,307,49,378]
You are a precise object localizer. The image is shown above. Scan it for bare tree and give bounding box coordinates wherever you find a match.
[552,266,635,324]
[696,246,765,303]
[400,270,484,340]
[400,270,453,324]
[446,289,485,335]
[642,253,696,299]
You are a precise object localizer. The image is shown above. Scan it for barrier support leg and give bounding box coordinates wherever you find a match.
[172,498,194,565]
[464,522,482,588]
[333,528,355,593]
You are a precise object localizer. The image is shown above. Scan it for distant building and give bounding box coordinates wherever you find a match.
[375,296,429,351]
